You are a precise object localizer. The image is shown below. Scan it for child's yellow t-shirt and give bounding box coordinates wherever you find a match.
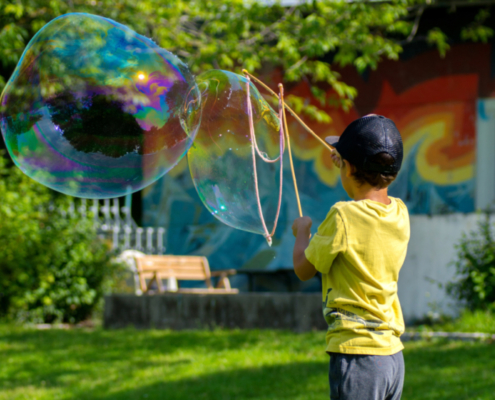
[305,197,410,355]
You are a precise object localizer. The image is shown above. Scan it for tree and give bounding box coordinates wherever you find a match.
[0,0,493,122]
[0,153,123,323]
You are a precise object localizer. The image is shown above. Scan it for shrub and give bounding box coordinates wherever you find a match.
[0,153,124,323]
[447,213,495,311]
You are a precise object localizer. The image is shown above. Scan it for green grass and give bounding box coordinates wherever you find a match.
[430,310,495,334]
[1,325,495,400]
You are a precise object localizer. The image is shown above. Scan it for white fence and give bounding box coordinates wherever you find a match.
[398,213,486,322]
[67,198,166,254]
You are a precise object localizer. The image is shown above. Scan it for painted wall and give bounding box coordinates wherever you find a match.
[142,42,495,315]
[400,213,480,321]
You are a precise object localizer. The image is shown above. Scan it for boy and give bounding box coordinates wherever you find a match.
[292,115,410,400]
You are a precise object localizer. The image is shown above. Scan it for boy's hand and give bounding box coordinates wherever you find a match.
[292,216,317,281]
[330,149,342,169]
[292,216,312,238]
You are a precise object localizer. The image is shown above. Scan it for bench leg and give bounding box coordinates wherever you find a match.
[145,272,164,294]
[156,273,165,293]
[215,274,232,290]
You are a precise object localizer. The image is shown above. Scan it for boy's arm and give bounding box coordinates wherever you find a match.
[292,216,317,281]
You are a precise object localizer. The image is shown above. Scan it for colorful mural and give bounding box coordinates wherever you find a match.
[142,42,495,275]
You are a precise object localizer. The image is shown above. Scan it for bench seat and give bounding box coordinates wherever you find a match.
[134,255,238,294]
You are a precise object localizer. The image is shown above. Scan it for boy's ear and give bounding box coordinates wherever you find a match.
[343,159,354,178]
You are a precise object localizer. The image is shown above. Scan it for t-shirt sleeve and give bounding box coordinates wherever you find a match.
[304,207,347,274]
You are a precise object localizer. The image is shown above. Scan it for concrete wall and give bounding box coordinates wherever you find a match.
[399,213,482,321]
[104,293,327,332]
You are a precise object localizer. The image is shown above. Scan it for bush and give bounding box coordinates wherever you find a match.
[447,213,495,311]
[0,153,124,323]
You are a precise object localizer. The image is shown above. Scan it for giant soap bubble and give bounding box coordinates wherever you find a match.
[187,70,284,245]
[0,13,201,198]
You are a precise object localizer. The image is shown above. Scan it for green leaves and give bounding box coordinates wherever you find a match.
[461,8,494,43]
[0,153,123,324]
[0,0,412,116]
[448,213,495,311]
[427,28,450,58]
[285,94,331,123]
[0,0,491,120]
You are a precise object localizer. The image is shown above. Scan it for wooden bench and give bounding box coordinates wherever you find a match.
[134,255,238,294]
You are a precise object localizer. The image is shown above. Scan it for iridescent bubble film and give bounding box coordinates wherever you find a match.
[187,70,283,238]
[0,13,201,198]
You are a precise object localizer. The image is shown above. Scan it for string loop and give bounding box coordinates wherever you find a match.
[245,76,285,244]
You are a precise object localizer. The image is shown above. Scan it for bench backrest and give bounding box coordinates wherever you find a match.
[135,255,211,281]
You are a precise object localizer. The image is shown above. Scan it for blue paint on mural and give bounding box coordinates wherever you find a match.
[142,142,475,281]
[389,142,475,215]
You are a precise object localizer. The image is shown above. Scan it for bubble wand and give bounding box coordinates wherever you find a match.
[242,69,335,153]
[243,70,334,218]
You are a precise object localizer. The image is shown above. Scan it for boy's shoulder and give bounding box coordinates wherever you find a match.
[331,197,408,211]
[331,201,352,212]
[325,200,360,221]
[328,197,409,223]
[323,201,351,222]
[328,200,363,216]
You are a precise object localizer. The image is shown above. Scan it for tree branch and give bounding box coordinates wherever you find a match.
[243,5,297,46]
[286,55,308,72]
[406,5,425,43]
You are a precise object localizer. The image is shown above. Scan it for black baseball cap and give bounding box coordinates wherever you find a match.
[325,115,403,174]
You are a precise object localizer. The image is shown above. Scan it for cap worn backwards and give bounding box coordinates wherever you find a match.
[325,115,403,174]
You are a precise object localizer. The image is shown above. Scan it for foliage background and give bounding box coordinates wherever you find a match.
[448,213,495,311]
[0,0,493,121]
[0,154,124,323]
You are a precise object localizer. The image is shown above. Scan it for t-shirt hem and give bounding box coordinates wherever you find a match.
[325,342,404,356]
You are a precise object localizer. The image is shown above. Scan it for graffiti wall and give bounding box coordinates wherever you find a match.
[142,42,495,275]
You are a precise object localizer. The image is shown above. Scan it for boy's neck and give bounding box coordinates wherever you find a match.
[351,186,391,205]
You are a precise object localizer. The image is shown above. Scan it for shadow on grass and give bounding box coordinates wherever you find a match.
[75,361,327,400]
[402,340,495,400]
[0,326,326,400]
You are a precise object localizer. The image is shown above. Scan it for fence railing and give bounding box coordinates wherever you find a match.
[67,198,166,254]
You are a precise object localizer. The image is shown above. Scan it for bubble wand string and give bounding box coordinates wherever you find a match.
[242,69,334,153]
[279,83,303,218]
[271,89,286,234]
[243,70,306,219]
[245,76,285,245]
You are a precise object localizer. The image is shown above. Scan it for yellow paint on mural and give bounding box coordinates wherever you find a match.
[286,103,474,188]
[416,125,473,185]
[289,122,341,187]
[401,110,473,185]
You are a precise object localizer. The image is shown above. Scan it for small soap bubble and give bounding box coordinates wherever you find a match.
[0,13,201,198]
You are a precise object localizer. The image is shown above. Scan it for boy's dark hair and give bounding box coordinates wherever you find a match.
[351,152,398,189]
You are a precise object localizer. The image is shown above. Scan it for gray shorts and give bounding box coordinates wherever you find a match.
[329,351,404,400]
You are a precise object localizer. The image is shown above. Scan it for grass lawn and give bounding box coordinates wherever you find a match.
[428,310,495,334]
[1,324,495,400]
